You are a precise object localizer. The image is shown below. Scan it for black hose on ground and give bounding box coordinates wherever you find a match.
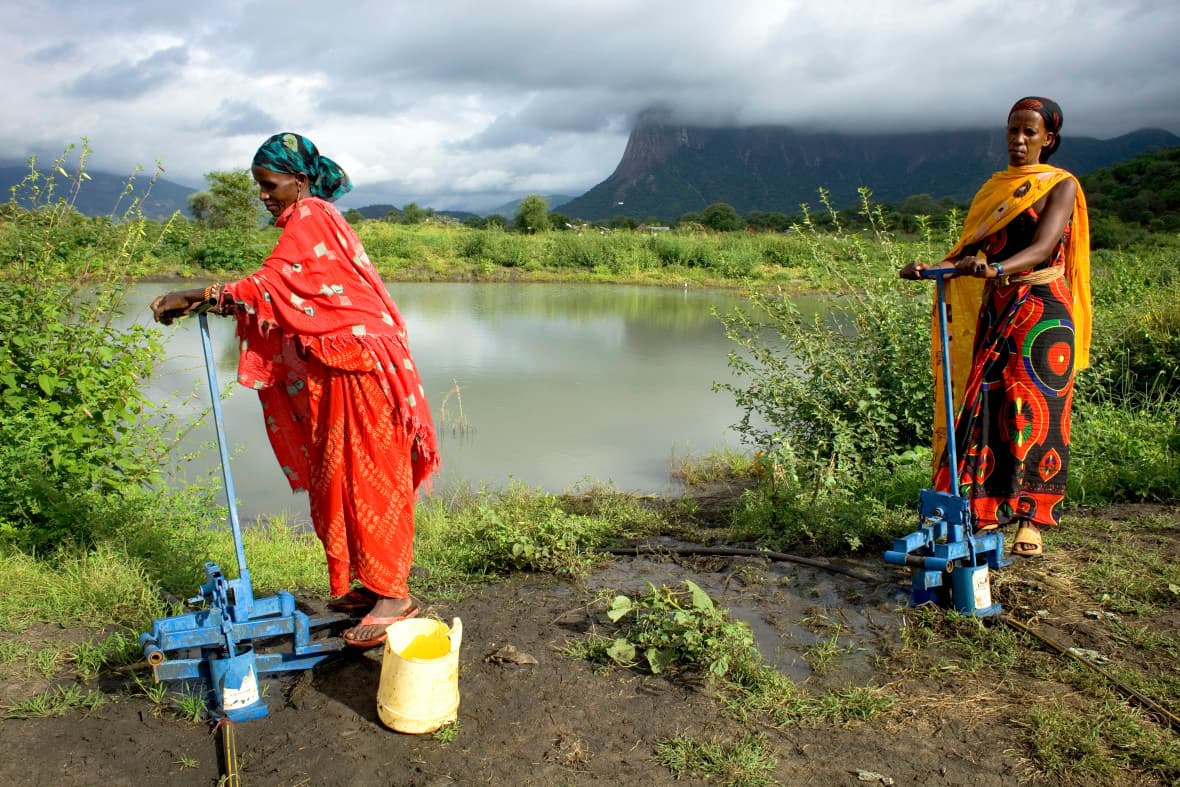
[602,544,886,585]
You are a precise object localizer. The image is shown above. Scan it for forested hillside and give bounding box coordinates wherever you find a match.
[1082,146,1180,231]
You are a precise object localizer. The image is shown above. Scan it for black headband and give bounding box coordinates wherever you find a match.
[1009,96,1063,161]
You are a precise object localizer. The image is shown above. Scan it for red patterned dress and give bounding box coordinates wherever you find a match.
[934,208,1075,529]
[220,198,439,598]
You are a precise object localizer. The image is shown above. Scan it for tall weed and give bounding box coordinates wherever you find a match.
[716,190,937,551]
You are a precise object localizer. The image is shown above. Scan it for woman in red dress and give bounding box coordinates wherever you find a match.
[900,98,1092,557]
[152,133,439,646]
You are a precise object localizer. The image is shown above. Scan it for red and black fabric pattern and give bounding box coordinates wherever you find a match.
[934,208,1075,529]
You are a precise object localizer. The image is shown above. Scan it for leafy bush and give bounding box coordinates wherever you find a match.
[1089,286,1180,398]
[0,144,181,550]
[729,447,915,554]
[715,192,937,551]
[488,233,532,268]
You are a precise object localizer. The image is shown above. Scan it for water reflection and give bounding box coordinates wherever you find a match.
[129,282,762,522]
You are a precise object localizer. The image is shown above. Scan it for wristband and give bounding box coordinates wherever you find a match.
[991,263,1004,278]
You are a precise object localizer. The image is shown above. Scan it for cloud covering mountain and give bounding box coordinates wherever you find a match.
[3,1,1178,212]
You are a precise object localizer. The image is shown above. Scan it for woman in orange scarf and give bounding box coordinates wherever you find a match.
[152,133,440,647]
[899,97,1091,557]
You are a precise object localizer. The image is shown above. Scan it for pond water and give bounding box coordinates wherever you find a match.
[130,282,781,522]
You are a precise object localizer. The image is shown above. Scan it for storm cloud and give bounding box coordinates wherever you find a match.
[2,0,1177,211]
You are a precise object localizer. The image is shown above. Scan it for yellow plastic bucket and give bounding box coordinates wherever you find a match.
[377,616,462,734]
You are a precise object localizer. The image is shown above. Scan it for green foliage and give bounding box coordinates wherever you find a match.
[184,170,271,271]
[1052,513,1180,616]
[719,192,934,462]
[0,144,184,550]
[575,580,893,728]
[1090,280,1180,398]
[412,483,653,590]
[600,580,752,678]
[1083,145,1180,231]
[483,232,531,268]
[185,226,272,272]
[399,202,433,224]
[0,540,165,631]
[3,685,106,719]
[466,493,613,576]
[1069,396,1179,504]
[206,516,328,597]
[729,447,915,554]
[514,194,550,233]
[700,202,744,232]
[716,191,937,552]
[187,170,263,232]
[172,686,208,723]
[544,232,626,271]
[1024,699,1180,784]
[69,631,141,680]
[1088,215,1150,249]
[357,220,419,264]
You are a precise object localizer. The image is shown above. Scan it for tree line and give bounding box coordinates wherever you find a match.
[176,145,1179,248]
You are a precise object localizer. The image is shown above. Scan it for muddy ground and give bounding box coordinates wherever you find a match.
[2,502,1178,786]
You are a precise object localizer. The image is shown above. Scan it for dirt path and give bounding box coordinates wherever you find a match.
[2,507,1178,786]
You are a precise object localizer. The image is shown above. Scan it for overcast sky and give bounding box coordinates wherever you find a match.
[3,0,1178,211]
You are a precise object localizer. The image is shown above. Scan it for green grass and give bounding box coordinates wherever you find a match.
[432,720,461,744]
[205,514,330,597]
[3,685,106,719]
[69,632,141,680]
[669,446,757,486]
[892,556,1180,786]
[1023,698,1180,784]
[172,686,207,723]
[802,635,847,676]
[1051,514,1180,615]
[898,608,1021,674]
[721,664,893,727]
[0,543,165,632]
[412,481,658,595]
[131,672,169,707]
[654,733,778,787]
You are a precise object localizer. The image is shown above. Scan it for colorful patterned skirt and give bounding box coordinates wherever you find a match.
[934,275,1075,529]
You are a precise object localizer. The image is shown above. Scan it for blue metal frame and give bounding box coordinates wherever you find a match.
[882,268,1010,616]
[140,312,345,721]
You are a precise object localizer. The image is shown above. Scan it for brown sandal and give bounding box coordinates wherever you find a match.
[1011,523,1044,558]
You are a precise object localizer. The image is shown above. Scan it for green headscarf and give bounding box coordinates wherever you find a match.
[252,132,352,201]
